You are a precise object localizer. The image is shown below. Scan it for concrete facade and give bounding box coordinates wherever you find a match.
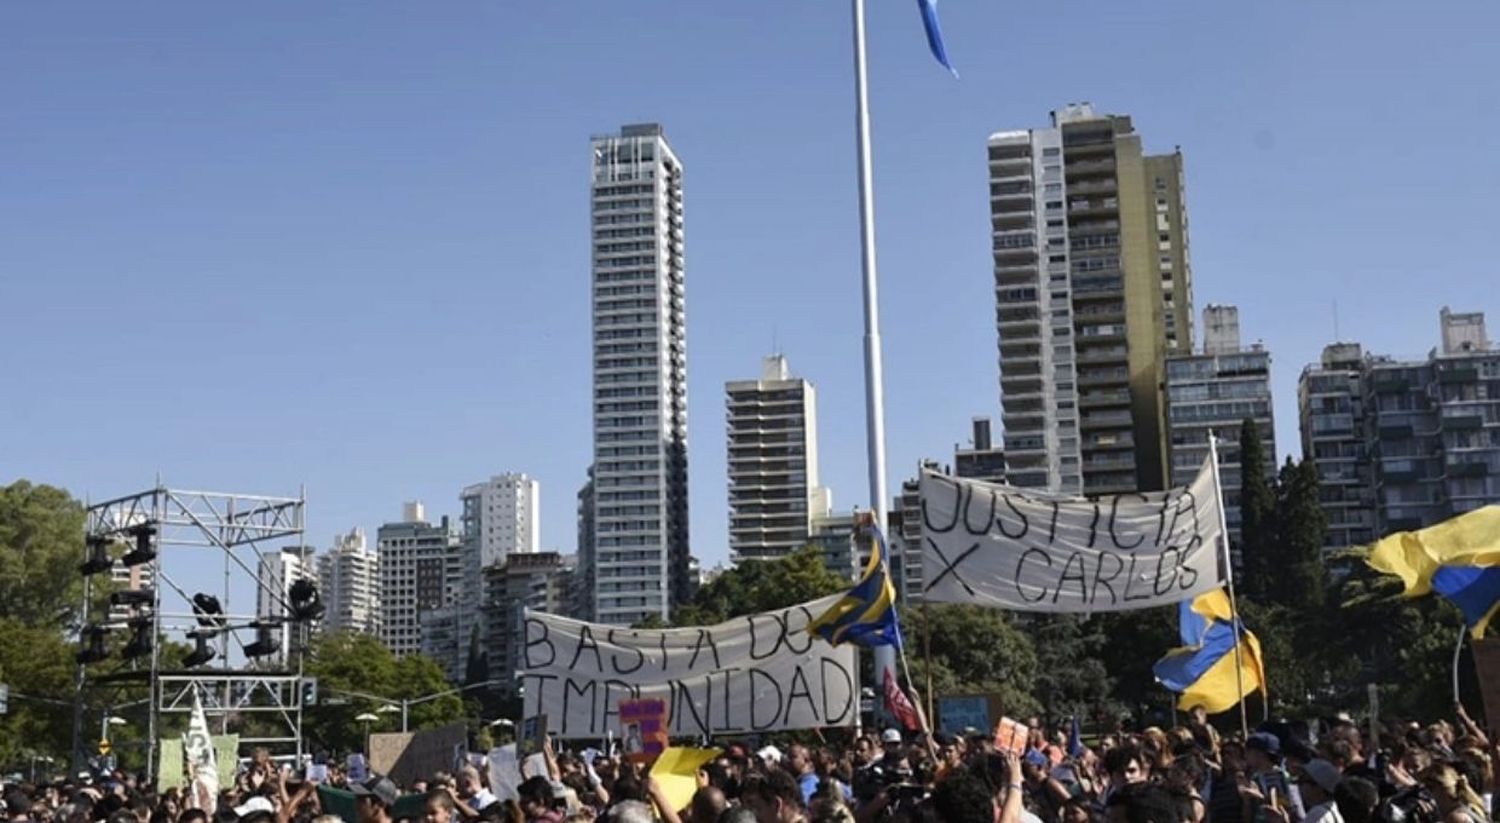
[988,103,1190,497]
[589,123,691,625]
[317,527,380,636]
[725,355,830,563]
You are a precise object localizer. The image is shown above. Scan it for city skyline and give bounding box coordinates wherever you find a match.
[4,3,1498,581]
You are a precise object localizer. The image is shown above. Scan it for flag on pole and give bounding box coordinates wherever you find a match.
[1153,589,1266,714]
[883,667,921,731]
[183,687,219,814]
[1366,506,1500,638]
[1067,715,1086,759]
[915,0,958,77]
[807,524,903,649]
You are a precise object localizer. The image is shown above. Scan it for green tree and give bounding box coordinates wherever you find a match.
[900,604,1040,719]
[0,482,104,765]
[302,632,463,755]
[0,618,79,765]
[1027,615,1114,726]
[672,546,849,625]
[0,481,88,629]
[1272,458,1329,611]
[1335,561,1468,721]
[1238,420,1278,603]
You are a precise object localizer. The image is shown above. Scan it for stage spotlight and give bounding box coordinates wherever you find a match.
[121,523,157,567]
[191,593,226,628]
[182,631,216,668]
[110,588,155,609]
[79,536,113,576]
[242,622,281,659]
[77,626,110,665]
[121,618,152,660]
[288,579,325,622]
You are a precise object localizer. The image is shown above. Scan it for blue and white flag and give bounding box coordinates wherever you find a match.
[916,0,958,77]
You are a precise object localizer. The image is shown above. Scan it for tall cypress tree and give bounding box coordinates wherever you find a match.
[1238,418,1278,602]
[1275,457,1329,610]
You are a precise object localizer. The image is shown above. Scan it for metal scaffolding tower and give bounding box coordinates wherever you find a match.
[72,485,309,779]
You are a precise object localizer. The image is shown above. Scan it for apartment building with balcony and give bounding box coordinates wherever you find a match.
[725,355,830,563]
[988,103,1191,496]
[589,123,691,625]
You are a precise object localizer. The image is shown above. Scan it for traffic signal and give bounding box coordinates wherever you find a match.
[300,678,319,707]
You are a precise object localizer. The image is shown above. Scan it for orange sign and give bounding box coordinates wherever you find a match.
[993,717,1028,755]
[619,697,669,763]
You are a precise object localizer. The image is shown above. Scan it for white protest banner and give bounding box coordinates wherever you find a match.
[520,595,858,740]
[919,457,1225,611]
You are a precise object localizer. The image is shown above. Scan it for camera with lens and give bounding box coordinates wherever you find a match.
[1379,786,1438,823]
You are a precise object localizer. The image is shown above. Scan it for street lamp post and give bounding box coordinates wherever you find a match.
[326,680,505,735]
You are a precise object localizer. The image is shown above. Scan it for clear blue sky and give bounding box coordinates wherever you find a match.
[4,2,1498,588]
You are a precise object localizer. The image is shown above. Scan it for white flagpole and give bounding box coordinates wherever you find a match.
[1451,623,1466,705]
[1209,432,1252,739]
[849,0,899,712]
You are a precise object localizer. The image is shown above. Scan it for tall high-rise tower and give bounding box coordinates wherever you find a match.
[589,123,690,625]
[988,103,1192,495]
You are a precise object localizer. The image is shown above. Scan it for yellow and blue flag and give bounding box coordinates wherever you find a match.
[807,524,902,649]
[916,0,958,78]
[1367,505,1500,638]
[1153,589,1266,714]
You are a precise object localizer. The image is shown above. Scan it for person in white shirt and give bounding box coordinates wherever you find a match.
[1295,760,1344,823]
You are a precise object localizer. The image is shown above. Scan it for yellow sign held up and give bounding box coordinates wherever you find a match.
[648,748,722,815]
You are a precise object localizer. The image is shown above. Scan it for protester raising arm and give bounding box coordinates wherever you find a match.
[996,750,1025,823]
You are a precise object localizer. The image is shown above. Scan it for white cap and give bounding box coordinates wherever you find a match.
[882,729,903,744]
[756,745,782,763]
[234,797,275,817]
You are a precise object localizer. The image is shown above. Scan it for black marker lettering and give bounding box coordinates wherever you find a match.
[998,494,1030,540]
[570,625,604,672]
[1015,548,1053,604]
[748,613,786,661]
[783,664,820,725]
[820,658,855,725]
[1092,551,1124,605]
[961,486,997,536]
[607,629,645,675]
[1123,554,1151,602]
[562,679,598,736]
[1153,548,1181,596]
[922,480,962,533]
[523,619,555,668]
[1108,494,1147,550]
[747,668,784,731]
[1052,552,1090,604]
[688,628,722,670]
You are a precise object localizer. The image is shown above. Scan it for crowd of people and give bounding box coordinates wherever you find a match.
[4,704,1497,823]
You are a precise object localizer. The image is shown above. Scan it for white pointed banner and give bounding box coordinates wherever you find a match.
[183,687,219,814]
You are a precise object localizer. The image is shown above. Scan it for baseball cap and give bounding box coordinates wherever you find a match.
[1298,760,1341,794]
[881,729,903,744]
[756,745,783,764]
[1246,732,1282,758]
[350,774,399,807]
